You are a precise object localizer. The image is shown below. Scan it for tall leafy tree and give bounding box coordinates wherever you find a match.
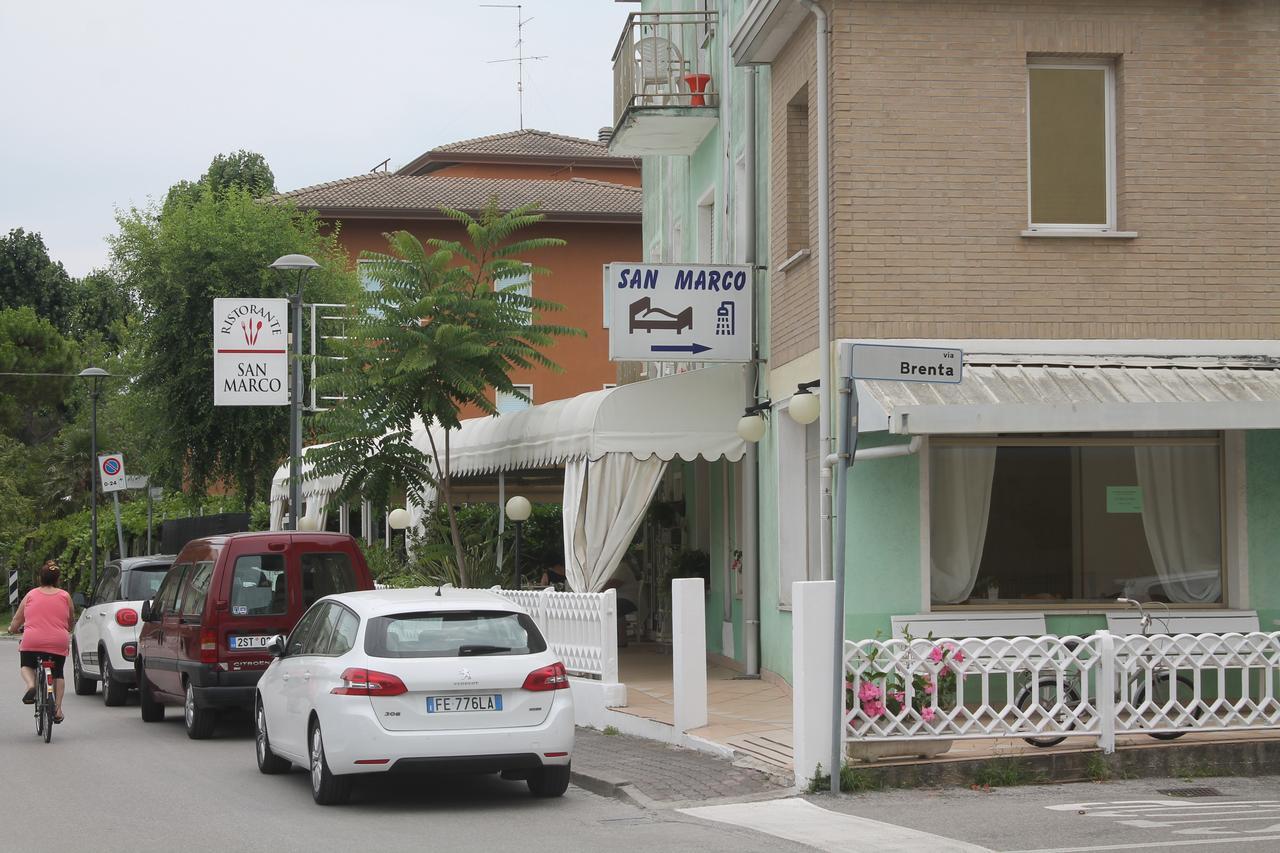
[0,228,75,333]
[110,184,355,504]
[67,269,135,350]
[311,204,582,584]
[164,150,277,212]
[0,307,76,444]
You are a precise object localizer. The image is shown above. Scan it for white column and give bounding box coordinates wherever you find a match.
[793,580,836,787]
[672,577,708,732]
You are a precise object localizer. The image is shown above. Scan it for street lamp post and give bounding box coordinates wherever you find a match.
[505,496,532,590]
[78,367,109,591]
[270,254,320,532]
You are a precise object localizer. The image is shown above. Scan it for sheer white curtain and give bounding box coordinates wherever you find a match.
[1133,445,1222,604]
[930,446,998,604]
[563,454,667,592]
[303,492,331,531]
[269,497,286,531]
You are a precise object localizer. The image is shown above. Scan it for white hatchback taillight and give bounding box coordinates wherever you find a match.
[522,662,569,692]
[115,608,138,627]
[332,667,407,696]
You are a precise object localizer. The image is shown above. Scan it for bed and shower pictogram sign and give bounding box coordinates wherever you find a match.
[605,263,753,363]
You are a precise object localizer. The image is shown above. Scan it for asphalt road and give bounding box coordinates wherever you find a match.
[812,775,1280,852]
[0,641,804,853]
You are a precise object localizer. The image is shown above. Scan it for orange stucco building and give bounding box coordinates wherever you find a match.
[277,129,642,415]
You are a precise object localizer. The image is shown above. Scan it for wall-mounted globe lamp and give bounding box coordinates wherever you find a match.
[788,380,821,425]
[736,399,773,444]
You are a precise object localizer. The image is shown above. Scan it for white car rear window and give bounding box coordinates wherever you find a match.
[364,610,547,659]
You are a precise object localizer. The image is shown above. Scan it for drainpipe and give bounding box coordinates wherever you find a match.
[795,0,833,582]
[742,65,761,677]
[854,436,922,461]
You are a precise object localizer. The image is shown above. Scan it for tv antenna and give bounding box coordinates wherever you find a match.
[481,3,547,130]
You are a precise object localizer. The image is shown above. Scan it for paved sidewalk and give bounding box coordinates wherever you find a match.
[573,727,789,808]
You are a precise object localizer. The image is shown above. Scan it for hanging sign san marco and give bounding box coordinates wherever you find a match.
[213,298,289,406]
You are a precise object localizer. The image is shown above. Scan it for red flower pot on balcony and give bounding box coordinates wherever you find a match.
[683,73,712,107]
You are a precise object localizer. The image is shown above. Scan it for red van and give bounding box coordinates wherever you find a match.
[136,531,375,739]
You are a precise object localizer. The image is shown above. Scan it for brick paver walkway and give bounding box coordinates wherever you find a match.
[573,727,786,805]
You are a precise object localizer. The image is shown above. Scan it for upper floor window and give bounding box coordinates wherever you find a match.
[496,384,533,415]
[495,263,533,326]
[1027,60,1116,232]
[786,87,810,255]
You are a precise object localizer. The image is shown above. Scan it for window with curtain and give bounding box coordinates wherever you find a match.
[930,434,1224,606]
[1027,60,1115,230]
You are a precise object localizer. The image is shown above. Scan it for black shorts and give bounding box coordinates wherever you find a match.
[20,651,66,680]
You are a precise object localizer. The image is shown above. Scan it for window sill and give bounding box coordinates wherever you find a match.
[778,248,811,272]
[1021,229,1138,239]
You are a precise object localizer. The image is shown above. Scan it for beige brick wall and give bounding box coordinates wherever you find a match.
[769,0,1279,365]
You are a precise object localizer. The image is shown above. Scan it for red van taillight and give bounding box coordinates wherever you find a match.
[115,608,138,627]
[199,628,219,664]
[332,667,407,697]
[522,662,569,692]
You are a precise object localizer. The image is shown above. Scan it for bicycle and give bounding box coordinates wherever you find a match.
[1016,598,1200,748]
[32,654,56,744]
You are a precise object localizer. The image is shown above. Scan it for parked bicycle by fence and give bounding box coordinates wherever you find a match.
[1016,598,1201,747]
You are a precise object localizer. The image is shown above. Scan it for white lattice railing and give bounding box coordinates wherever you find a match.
[844,631,1280,753]
[499,588,619,683]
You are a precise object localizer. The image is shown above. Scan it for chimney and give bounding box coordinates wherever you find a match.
[597,126,613,144]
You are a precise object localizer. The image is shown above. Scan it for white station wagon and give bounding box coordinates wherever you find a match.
[253,587,575,805]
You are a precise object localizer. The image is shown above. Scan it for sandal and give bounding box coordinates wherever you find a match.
[22,688,35,704]
[54,713,64,724]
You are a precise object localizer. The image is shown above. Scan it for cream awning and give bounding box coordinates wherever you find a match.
[271,363,749,499]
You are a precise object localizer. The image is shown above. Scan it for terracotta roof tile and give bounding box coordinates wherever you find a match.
[270,174,641,221]
[429,128,609,159]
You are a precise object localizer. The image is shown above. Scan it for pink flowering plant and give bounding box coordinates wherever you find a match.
[847,634,965,726]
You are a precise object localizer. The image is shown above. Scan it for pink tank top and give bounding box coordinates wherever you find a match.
[18,588,72,656]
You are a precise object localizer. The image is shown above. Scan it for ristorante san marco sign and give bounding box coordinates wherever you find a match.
[213,297,289,406]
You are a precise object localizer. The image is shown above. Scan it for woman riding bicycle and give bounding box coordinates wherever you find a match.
[7,561,75,724]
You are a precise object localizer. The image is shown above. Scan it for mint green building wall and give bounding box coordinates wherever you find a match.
[1248,431,1280,631]
[637,0,770,669]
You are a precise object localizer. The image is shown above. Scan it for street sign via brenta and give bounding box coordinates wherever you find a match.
[606,263,752,363]
[849,343,964,384]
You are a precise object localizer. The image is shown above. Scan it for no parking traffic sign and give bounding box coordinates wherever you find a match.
[98,453,126,493]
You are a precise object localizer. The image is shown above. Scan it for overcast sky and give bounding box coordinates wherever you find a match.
[0,0,632,276]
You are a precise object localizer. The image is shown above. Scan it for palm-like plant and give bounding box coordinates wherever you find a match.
[310,202,582,585]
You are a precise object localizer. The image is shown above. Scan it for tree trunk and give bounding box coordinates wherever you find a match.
[442,429,468,586]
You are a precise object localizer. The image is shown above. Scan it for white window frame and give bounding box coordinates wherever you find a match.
[776,400,816,608]
[1025,58,1118,235]
[495,384,533,415]
[696,187,715,263]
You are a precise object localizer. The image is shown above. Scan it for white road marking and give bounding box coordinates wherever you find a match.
[679,797,994,853]
[1003,836,1280,852]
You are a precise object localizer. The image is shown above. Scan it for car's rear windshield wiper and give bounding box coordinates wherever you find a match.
[458,644,513,656]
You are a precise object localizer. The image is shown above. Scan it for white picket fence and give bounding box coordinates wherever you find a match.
[844,631,1280,753]
[499,588,619,683]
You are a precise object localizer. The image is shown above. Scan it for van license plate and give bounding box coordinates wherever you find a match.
[427,694,502,713]
[228,635,274,651]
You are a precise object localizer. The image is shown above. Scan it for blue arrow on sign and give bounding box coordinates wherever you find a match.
[652,343,711,355]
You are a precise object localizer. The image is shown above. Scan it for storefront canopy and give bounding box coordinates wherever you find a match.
[271,363,749,500]
[859,355,1280,435]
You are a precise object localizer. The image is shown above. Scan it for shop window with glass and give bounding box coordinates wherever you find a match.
[1027,60,1116,232]
[929,435,1223,606]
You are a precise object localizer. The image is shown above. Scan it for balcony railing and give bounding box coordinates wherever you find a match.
[612,10,718,130]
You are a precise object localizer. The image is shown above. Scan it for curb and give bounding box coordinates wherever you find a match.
[570,768,660,810]
[836,736,1280,791]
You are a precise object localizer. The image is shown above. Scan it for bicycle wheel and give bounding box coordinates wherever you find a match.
[41,663,54,744]
[1016,678,1082,748]
[34,665,46,739]
[1135,673,1200,741]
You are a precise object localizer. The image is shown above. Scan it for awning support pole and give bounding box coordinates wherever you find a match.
[829,342,857,793]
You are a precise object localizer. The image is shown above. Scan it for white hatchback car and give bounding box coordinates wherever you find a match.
[254,587,575,805]
[71,556,174,705]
